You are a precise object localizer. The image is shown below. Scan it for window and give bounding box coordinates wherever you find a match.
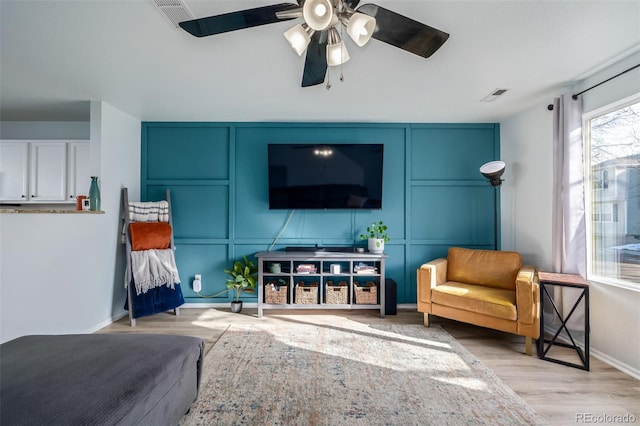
[584,96,640,289]
[593,169,609,190]
[593,203,616,223]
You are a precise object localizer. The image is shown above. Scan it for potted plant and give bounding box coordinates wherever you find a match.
[223,256,258,313]
[360,221,390,254]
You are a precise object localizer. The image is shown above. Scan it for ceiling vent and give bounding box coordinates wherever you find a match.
[481,88,509,102]
[152,0,194,29]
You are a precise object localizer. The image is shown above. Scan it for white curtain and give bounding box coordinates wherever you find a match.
[551,93,586,276]
[550,93,586,332]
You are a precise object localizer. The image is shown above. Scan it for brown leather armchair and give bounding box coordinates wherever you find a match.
[417,247,540,355]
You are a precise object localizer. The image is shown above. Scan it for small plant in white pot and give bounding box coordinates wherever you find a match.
[360,221,390,254]
[223,256,258,313]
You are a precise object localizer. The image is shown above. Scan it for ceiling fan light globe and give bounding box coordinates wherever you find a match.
[346,13,376,46]
[303,0,334,30]
[327,41,350,66]
[284,24,312,56]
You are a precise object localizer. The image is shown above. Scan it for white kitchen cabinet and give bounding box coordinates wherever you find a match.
[0,142,29,202]
[0,140,90,204]
[29,142,67,201]
[67,141,91,200]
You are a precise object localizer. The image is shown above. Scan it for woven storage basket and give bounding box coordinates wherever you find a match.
[354,281,378,304]
[265,282,288,304]
[295,282,318,304]
[325,281,348,304]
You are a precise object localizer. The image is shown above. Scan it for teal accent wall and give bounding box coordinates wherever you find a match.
[141,122,500,304]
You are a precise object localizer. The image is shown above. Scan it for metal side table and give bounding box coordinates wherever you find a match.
[538,272,590,370]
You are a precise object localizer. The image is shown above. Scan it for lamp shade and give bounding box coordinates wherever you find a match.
[327,42,350,66]
[479,161,506,186]
[327,27,350,66]
[302,0,334,31]
[284,24,313,56]
[346,12,376,46]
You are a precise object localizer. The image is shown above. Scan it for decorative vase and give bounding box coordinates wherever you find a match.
[88,176,101,211]
[368,238,384,254]
[230,300,243,313]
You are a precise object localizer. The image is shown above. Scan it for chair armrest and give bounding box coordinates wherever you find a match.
[417,258,447,312]
[515,265,539,325]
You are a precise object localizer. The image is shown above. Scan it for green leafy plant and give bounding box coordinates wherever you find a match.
[359,221,390,243]
[223,256,258,302]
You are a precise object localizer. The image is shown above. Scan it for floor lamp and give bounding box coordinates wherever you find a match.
[479,161,506,250]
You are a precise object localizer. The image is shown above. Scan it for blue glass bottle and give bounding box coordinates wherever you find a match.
[89,176,101,211]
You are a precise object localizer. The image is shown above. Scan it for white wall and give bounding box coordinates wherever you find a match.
[0,102,140,342]
[501,103,554,270]
[0,121,90,139]
[501,51,640,378]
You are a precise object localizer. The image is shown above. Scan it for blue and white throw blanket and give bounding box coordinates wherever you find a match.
[128,201,169,223]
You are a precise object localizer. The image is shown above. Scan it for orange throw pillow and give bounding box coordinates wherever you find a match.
[129,222,172,251]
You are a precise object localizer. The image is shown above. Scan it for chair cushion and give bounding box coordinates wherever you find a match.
[446,247,521,290]
[431,282,517,321]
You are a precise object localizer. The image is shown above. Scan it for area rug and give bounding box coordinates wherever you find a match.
[181,320,547,425]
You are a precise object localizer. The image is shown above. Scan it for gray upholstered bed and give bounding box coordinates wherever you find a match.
[0,333,204,426]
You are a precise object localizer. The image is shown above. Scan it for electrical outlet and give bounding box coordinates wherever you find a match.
[193,274,202,292]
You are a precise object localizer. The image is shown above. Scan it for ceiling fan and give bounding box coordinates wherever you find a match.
[179,0,449,88]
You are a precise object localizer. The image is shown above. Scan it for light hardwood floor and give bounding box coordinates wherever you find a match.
[99,308,639,425]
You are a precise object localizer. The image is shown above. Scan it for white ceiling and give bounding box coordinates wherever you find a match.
[1,0,639,123]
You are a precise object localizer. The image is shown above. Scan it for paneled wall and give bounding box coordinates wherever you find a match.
[141,122,500,304]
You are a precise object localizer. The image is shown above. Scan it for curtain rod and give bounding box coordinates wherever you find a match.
[547,63,640,111]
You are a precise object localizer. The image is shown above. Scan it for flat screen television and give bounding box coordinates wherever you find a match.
[268,143,384,209]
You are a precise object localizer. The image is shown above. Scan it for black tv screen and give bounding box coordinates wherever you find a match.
[268,143,384,209]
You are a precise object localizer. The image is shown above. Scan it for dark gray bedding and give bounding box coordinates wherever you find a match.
[0,333,204,426]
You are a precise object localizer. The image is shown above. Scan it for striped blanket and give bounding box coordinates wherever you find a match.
[128,201,169,223]
[121,200,170,244]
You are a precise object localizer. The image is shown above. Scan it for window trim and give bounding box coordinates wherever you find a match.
[583,93,640,291]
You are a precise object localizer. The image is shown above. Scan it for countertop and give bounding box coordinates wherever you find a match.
[0,208,104,214]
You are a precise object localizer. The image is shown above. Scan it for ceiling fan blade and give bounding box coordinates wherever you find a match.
[179,3,300,38]
[301,32,328,87]
[357,4,449,58]
[344,0,361,8]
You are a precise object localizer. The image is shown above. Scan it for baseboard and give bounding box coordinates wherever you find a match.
[543,324,639,380]
[181,303,418,310]
[182,302,259,308]
[542,323,586,347]
[591,347,640,380]
[82,311,128,334]
[398,304,416,309]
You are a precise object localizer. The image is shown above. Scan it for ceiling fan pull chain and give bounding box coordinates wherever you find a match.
[326,68,332,90]
[340,23,345,82]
